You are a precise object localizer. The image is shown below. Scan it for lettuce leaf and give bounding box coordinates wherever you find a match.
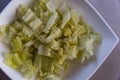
[1,0,101,79]
[43,12,58,33]
[58,2,71,29]
[0,25,7,40]
[46,0,62,12]
[16,4,27,20]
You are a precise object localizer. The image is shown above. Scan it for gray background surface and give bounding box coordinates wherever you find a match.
[89,0,120,80]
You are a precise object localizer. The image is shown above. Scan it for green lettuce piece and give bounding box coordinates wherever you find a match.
[18,59,35,78]
[18,31,32,42]
[4,53,17,69]
[69,9,80,26]
[37,0,48,12]
[58,2,71,29]
[16,4,27,20]
[43,12,58,33]
[12,53,22,66]
[50,40,60,51]
[53,64,64,77]
[38,44,44,55]
[5,26,17,43]
[22,9,43,30]
[77,32,101,62]
[73,25,87,36]
[33,0,49,18]
[46,28,62,43]
[23,41,34,47]
[18,48,32,61]
[22,26,33,37]
[68,46,79,60]
[37,44,52,57]
[36,33,47,43]
[0,25,7,40]
[34,54,41,72]
[46,0,62,12]
[29,17,43,30]
[68,35,78,45]
[63,27,72,37]
[55,48,67,65]
[22,9,35,23]
[11,21,23,32]
[4,53,22,69]
[60,11,71,29]
[8,25,17,33]
[33,0,42,18]
[41,56,54,73]
[11,37,23,52]
[44,46,52,57]
[37,73,61,80]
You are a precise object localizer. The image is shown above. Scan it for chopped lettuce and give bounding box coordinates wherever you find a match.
[33,0,49,18]
[11,37,23,52]
[77,33,101,63]
[41,56,54,73]
[58,2,71,29]
[43,12,58,33]
[34,54,41,72]
[69,9,80,26]
[22,26,33,37]
[45,28,62,43]
[68,46,79,60]
[0,25,7,40]
[53,64,64,77]
[63,26,72,37]
[22,9,42,30]
[16,4,27,20]
[29,18,42,30]
[22,9,35,23]
[4,53,22,69]
[46,0,62,12]
[0,0,101,79]
[50,40,60,50]
[18,59,35,78]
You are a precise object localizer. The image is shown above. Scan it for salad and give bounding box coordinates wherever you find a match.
[0,0,101,80]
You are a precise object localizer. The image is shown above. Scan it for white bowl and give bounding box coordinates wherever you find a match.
[0,0,119,80]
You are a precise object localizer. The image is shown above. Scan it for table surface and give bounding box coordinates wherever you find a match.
[0,0,120,80]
